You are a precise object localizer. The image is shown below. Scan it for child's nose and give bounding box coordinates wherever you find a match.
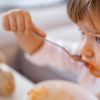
[79,39,93,57]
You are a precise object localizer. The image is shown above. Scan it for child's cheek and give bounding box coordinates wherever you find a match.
[95,56,100,71]
[78,36,84,51]
[93,43,100,71]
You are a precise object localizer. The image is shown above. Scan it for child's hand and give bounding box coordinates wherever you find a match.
[2,9,46,37]
[2,9,46,53]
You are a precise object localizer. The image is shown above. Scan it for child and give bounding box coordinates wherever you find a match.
[2,0,100,98]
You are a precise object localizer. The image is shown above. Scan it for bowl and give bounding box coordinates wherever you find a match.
[24,80,99,100]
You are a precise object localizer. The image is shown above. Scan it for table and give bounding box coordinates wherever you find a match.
[0,63,35,100]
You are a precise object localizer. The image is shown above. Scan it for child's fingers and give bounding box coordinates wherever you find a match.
[15,10,25,34]
[24,11,32,35]
[2,9,46,38]
[8,12,17,32]
[2,14,11,31]
[32,23,46,38]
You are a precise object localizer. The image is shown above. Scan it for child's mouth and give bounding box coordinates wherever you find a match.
[84,63,90,68]
[83,60,100,77]
[82,59,93,68]
[84,61,95,69]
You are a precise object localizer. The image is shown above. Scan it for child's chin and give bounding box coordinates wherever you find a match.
[90,68,100,77]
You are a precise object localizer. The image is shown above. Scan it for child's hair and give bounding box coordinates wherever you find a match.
[67,0,100,32]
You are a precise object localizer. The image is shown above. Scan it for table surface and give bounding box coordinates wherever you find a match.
[0,63,35,100]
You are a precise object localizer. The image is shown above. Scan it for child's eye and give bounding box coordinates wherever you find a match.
[96,37,100,43]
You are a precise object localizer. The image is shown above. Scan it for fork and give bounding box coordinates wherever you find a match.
[32,32,86,63]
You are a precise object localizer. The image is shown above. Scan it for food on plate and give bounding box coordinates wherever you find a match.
[27,86,76,100]
[0,68,15,96]
[27,86,49,100]
[26,80,98,100]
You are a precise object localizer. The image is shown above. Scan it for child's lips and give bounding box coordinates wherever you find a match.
[82,59,91,68]
[84,63,90,68]
[84,61,94,69]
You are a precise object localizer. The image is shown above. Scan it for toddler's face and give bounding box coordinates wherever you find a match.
[78,21,100,77]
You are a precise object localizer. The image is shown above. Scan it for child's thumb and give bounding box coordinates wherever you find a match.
[32,23,46,38]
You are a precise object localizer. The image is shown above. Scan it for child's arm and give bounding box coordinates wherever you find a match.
[25,36,83,75]
[2,9,46,54]
[2,9,83,74]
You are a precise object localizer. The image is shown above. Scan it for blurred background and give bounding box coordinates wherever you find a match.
[0,0,67,9]
[0,0,80,83]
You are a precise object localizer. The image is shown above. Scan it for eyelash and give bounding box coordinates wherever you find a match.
[81,32,100,44]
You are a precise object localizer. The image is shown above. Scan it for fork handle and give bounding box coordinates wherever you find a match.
[32,32,70,56]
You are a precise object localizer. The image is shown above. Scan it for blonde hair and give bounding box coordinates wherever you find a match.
[67,0,100,31]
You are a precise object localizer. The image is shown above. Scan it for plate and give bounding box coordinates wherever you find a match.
[24,80,99,100]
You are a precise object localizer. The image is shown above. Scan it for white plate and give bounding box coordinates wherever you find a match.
[24,80,99,100]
